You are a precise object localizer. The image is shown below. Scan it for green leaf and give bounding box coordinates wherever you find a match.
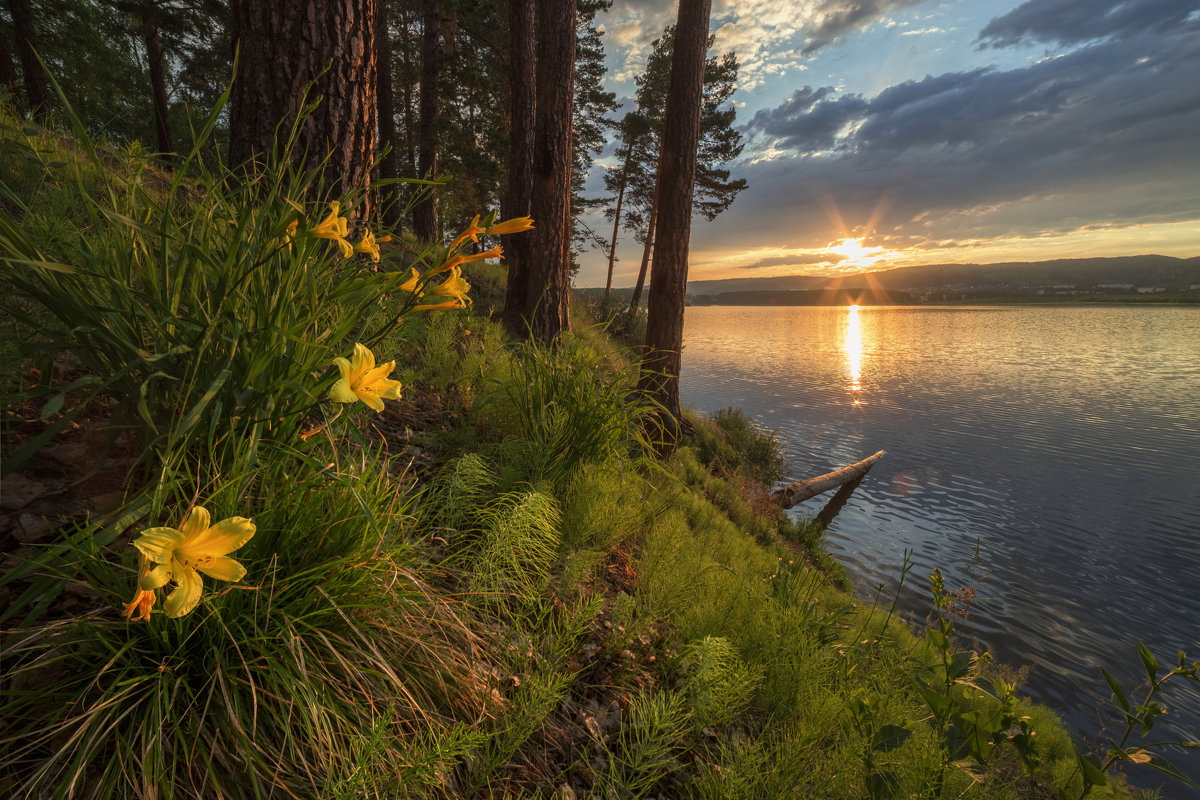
[1074,744,1108,788]
[1138,642,1159,682]
[1100,667,1130,713]
[38,393,65,419]
[1144,753,1199,789]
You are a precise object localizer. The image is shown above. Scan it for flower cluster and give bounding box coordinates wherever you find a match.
[124,210,535,621]
[287,201,391,260]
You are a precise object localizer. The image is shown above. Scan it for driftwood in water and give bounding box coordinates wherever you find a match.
[770,450,886,509]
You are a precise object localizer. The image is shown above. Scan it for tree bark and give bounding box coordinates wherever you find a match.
[376,0,401,230]
[636,0,711,444]
[771,451,886,509]
[8,0,52,117]
[140,0,173,160]
[521,0,575,343]
[501,0,536,336]
[411,0,440,241]
[229,0,378,217]
[0,19,20,102]
[627,188,657,316]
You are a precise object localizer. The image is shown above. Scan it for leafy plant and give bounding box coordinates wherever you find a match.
[1077,644,1200,798]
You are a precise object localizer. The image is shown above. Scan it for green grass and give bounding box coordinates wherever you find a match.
[3,98,1180,800]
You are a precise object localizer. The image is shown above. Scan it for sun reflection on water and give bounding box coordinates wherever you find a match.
[844,305,864,404]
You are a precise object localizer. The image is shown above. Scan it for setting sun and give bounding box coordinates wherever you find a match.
[828,238,886,269]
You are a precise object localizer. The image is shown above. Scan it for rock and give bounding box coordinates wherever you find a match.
[14,513,52,543]
[1,475,47,510]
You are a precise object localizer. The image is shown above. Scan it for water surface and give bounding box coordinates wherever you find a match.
[680,305,1200,793]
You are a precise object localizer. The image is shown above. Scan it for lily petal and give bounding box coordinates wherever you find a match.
[164,567,203,618]
[196,555,247,582]
[329,377,358,403]
[188,516,256,556]
[182,506,211,539]
[141,562,173,590]
[133,527,184,563]
[351,342,374,375]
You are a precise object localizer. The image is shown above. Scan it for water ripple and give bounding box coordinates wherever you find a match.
[682,305,1200,795]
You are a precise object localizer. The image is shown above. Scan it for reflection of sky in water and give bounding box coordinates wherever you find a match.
[681,305,1200,795]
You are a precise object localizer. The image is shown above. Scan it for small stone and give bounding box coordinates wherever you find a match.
[1,475,47,510]
[15,513,52,543]
[87,491,126,512]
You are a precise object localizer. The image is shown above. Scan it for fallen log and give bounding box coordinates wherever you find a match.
[770,450,886,509]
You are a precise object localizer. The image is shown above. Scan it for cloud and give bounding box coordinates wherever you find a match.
[739,253,845,269]
[977,0,1199,48]
[603,0,927,91]
[702,24,1200,258]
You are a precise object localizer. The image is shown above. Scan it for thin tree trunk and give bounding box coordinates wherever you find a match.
[627,187,658,315]
[603,140,634,298]
[399,12,417,175]
[0,21,20,101]
[140,0,173,160]
[376,0,401,230]
[8,0,52,117]
[523,0,575,343]
[501,0,536,336]
[229,0,378,217]
[412,0,440,241]
[637,0,712,444]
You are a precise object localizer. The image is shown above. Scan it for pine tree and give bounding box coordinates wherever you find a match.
[229,0,379,216]
[637,0,712,444]
[604,26,746,312]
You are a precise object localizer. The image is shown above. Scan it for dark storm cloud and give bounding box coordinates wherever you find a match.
[746,87,867,151]
[712,25,1200,253]
[977,0,1200,48]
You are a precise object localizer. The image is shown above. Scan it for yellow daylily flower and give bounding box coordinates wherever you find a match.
[486,216,534,236]
[414,266,471,311]
[426,245,504,278]
[398,267,422,294]
[132,506,256,618]
[123,555,157,621]
[448,214,485,252]
[354,230,392,262]
[306,201,353,258]
[330,342,403,412]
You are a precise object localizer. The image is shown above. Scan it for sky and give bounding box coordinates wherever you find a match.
[575,0,1200,287]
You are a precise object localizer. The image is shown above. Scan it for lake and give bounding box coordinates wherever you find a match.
[680,304,1200,794]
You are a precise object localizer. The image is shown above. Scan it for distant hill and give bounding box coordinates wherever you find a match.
[685,255,1200,296]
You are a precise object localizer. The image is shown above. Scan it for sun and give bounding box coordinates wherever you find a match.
[827,238,885,269]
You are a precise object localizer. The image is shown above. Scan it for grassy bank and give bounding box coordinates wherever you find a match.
[3,106,1194,799]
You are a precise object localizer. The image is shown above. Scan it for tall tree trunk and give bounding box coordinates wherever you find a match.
[627,184,658,315]
[8,0,52,117]
[0,21,20,101]
[229,0,379,218]
[523,0,575,343]
[637,0,711,445]
[376,0,401,229]
[140,0,173,160]
[412,0,440,241]
[501,0,536,336]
